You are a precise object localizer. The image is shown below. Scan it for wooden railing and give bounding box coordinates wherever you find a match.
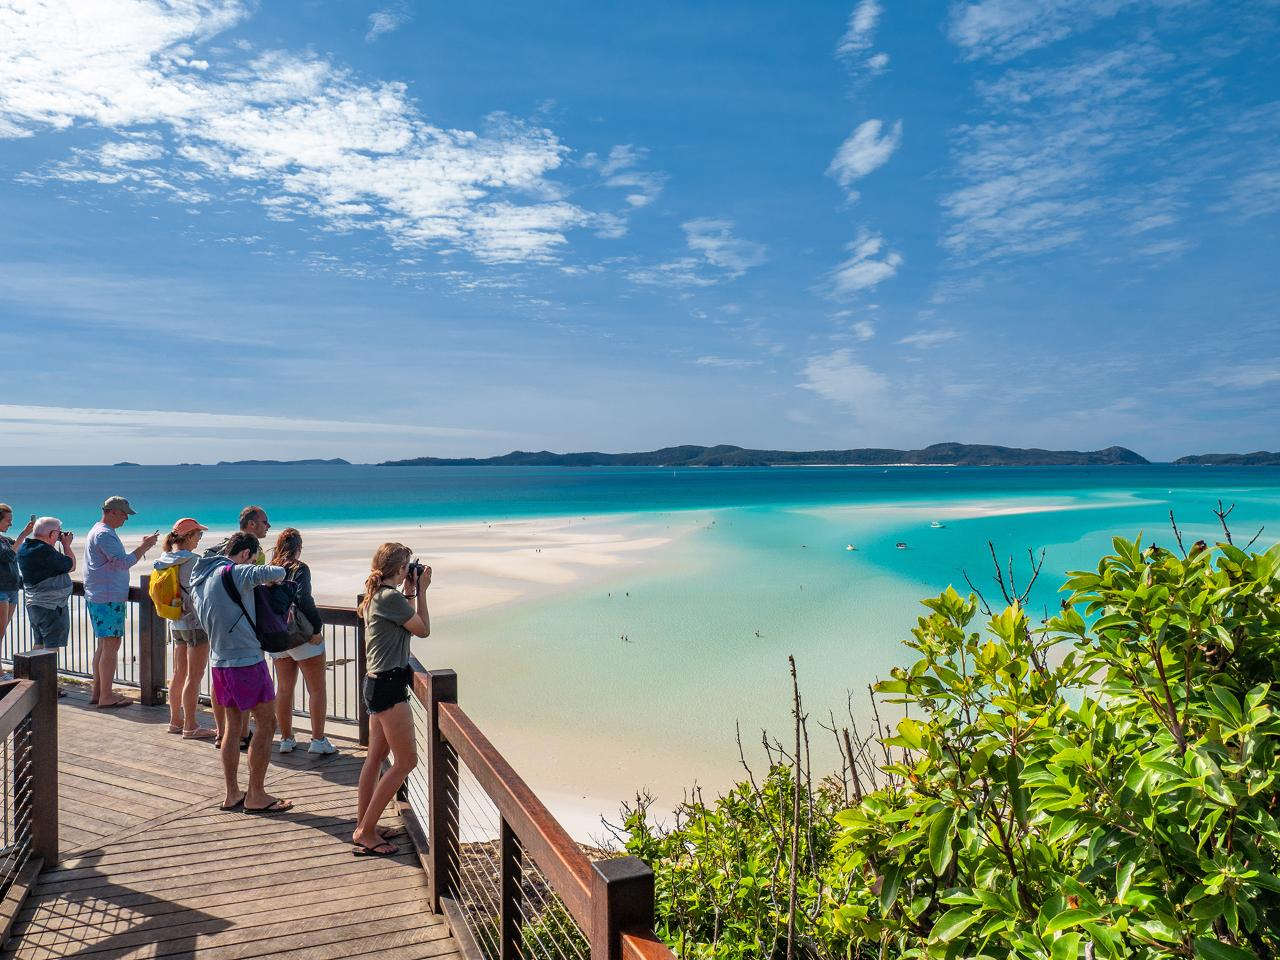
[398,660,677,960]
[2,579,370,742]
[0,651,58,949]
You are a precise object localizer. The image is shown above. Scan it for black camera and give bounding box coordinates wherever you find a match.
[407,559,426,582]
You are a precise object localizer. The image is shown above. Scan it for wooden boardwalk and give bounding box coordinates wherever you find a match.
[3,691,458,960]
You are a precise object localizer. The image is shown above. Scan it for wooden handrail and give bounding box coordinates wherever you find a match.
[406,661,678,959]
[0,681,38,742]
[437,699,595,930]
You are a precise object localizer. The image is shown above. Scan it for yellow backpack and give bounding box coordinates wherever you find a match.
[149,564,184,620]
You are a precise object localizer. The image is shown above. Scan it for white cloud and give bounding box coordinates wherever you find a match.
[0,402,491,439]
[830,231,902,295]
[693,356,763,369]
[898,329,960,348]
[837,0,883,58]
[852,320,876,341]
[0,1,589,264]
[1203,363,1280,390]
[947,0,1170,62]
[827,119,902,199]
[366,8,410,43]
[682,219,766,277]
[866,52,891,74]
[625,258,720,288]
[584,144,667,208]
[799,349,890,423]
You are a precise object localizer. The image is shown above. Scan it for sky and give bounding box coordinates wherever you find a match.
[0,0,1277,464]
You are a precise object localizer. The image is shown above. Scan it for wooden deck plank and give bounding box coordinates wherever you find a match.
[3,693,458,960]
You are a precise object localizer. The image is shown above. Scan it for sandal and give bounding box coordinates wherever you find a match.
[167,724,184,734]
[219,796,245,812]
[182,727,217,740]
[98,697,134,709]
[352,839,399,857]
[244,798,294,815]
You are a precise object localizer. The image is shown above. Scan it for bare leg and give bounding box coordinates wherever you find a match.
[95,637,129,708]
[298,654,327,741]
[353,702,415,849]
[246,700,286,810]
[168,643,188,729]
[183,644,210,732]
[273,657,298,740]
[220,703,245,807]
[212,698,226,739]
[356,714,390,826]
[0,602,12,642]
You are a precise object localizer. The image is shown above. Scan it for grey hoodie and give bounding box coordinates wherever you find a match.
[154,550,200,631]
[189,554,286,668]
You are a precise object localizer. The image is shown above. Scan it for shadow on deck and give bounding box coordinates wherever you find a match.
[2,692,458,960]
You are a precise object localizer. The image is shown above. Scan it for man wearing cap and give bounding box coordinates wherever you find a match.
[84,497,159,709]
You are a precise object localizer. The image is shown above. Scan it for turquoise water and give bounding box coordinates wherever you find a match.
[4,464,1278,832]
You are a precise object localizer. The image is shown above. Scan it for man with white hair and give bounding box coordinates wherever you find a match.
[16,517,76,651]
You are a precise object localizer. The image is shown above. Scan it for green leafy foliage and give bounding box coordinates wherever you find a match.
[625,535,1280,958]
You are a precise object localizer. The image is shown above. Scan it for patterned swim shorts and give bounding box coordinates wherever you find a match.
[87,601,126,639]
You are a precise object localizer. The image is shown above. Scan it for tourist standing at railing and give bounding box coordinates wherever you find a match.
[155,518,218,740]
[16,517,75,655]
[268,527,336,756]
[189,532,294,814]
[352,542,431,856]
[0,504,35,643]
[84,496,158,710]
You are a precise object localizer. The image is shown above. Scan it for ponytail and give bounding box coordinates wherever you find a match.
[358,542,412,618]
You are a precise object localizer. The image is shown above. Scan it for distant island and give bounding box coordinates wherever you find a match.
[380,443,1149,468]
[1175,451,1280,466]
[215,458,352,466]
[112,461,140,467]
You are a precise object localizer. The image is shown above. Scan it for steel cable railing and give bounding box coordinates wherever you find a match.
[0,718,33,901]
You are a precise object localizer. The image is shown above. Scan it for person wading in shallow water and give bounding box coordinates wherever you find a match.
[351,542,431,856]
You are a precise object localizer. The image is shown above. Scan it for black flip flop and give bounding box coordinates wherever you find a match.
[219,797,245,812]
[353,840,399,857]
[244,798,294,815]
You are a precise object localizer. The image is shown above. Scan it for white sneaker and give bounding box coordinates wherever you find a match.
[278,736,297,754]
[307,737,337,755]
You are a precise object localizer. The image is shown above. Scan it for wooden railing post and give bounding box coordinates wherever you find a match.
[426,669,458,912]
[589,857,655,960]
[136,575,166,707]
[13,650,58,866]
[500,819,523,959]
[355,595,369,747]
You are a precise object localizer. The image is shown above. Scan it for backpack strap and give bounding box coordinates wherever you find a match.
[220,564,257,634]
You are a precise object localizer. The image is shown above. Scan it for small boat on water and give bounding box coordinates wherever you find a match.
[846,544,856,551]
[930,521,945,528]
[896,542,908,549]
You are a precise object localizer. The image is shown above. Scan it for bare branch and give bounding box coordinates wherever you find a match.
[1244,526,1265,551]
[962,568,994,616]
[1168,510,1187,558]
[1215,499,1235,545]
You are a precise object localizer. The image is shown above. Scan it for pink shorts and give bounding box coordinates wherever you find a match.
[211,661,275,711]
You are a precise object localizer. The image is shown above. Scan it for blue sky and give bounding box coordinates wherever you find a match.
[0,0,1277,464]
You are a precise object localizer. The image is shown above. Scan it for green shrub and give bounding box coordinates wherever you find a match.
[626,534,1280,959]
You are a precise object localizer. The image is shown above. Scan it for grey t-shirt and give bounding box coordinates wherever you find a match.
[365,587,414,674]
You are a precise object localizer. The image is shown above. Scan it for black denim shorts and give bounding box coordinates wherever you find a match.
[362,666,412,715]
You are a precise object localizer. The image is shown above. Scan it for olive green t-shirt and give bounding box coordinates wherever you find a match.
[366,587,415,674]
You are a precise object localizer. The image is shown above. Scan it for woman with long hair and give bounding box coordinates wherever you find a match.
[269,528,334,755]
[0,504,34,643]
[352,542,430,856]
[154,518,217,738]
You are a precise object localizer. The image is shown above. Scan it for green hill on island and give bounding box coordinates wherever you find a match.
[1174,451,1280,466]
[380,442,1149,467]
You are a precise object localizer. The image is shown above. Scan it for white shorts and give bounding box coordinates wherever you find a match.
[269,640,325,662]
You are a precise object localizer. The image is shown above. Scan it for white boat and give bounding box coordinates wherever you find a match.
[845,544,856,551]
[930,521,945,528]
[896,542,908,549]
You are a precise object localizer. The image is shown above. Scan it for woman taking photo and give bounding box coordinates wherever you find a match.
[269,528,335,755]
[155,518,217,738]
[352,542,430,856]
[0,505,34,642]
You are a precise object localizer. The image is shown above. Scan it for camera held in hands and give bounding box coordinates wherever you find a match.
[407,558,426,584]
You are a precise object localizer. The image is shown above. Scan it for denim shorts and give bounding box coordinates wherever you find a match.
[27,604,69,648]
[171,627,209,647]
[87,601,126,639]
[362,667,412,715]
[0,590,18,605]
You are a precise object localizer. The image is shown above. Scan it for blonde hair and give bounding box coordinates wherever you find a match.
[0,504,11,522]
[358,542,412,618]
[163,528,202,552]
[271,528,303,570]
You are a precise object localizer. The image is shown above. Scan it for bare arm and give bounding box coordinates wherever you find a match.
[58,536,77,574]
[403,565,431,638]
[13,518,34,550]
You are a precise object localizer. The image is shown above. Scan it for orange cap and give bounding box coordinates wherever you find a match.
[171,518,209,536]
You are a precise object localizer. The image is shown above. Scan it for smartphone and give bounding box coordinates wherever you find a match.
[28,514,35,524]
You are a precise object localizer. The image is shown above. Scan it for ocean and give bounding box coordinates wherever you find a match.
[3,463,1278,835]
